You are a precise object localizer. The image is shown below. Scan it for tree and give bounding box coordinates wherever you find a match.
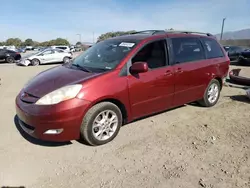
[40,41,50,47]
[97,30,137,42]
[53,38,70,45]
[24,38,34,46]
[1,37,70,47]
[5,38,22,46]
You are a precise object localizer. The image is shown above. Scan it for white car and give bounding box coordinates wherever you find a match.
[17,48,73,66]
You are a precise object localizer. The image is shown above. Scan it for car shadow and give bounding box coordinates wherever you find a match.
[39,62,63,66]
[225,79,250,90]
[225,95,250,104]
[0,60,15,64]
[14,115,72,147]
[126,105,186,125]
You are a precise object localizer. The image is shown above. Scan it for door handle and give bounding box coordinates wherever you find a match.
[164,70,173,76]
[175,68,183,73]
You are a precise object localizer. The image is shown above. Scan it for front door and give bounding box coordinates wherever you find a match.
[169,37,207,107]
[39,50,55,64]
[127,39,175,119]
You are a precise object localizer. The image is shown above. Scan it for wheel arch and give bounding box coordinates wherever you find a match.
[30,58,41,64]
[90,98,128,124]
[213,77,223,90]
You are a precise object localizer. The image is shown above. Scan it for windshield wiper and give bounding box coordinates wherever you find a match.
[71,64,92,72]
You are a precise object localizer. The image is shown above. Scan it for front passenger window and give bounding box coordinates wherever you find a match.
[42,50,53,55]
[132,40,167,69]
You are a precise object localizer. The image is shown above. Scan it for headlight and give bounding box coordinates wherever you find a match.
[35,84,82,105]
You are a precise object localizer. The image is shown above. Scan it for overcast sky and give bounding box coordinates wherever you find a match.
[1,0,250,44]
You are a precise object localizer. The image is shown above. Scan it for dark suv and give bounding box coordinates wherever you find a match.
[0,49,21,63]
[16,30,230,146]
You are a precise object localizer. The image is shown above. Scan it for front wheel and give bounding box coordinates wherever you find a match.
[31,58,40,66]
[63,57,70,64]
[80,102,122,146]
[198,79,221,107]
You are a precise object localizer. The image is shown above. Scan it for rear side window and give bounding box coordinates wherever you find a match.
[171,37,205,63]
[201,38,224,59]
[56,47,67,50]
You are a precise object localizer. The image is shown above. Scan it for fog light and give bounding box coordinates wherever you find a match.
[44,129,63,134]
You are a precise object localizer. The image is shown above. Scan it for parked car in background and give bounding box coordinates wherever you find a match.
[70,46,76,52]
[17,48,73,66]
[38,47,47,51]
[75,47,82,52]
[16,30,229,146]
[17,47,26,53]
[26,46,33,51]
[3,45,17,52]
[223,45,248,62]
[51,45,71,53]
[239,50,250,65]
[0,49,21,63]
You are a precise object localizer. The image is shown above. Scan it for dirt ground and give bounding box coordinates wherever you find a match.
[0,55,249,188]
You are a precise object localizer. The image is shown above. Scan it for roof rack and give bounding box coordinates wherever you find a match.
[165,30,213,37]
[129,30,214,37]
[130,30,167,35]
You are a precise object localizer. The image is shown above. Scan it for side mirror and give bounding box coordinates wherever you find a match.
[129,62,148,74]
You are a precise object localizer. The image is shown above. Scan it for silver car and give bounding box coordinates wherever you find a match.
[17,48,73,66]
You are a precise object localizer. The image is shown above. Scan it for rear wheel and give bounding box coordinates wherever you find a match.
[80,102,122,146]
[6,56,15,63]
[198,79,221,107]
[31,58,40,66]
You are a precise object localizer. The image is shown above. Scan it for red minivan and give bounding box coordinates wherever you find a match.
[15,30,230,146]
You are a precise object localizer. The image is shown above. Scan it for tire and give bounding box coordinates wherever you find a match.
[198,79,221,107]
[6,56,15,63]
[63,57,70,64]
[80,102,123,146]
[31,58,40,66]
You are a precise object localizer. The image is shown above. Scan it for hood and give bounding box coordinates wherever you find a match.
[23,65,100,97]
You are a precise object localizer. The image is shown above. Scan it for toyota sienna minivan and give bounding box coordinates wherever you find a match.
[16,30,230,146]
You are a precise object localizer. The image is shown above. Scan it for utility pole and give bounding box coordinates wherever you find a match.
[76,34,81,43]
[92,32,95,43]
[220,18,226,41]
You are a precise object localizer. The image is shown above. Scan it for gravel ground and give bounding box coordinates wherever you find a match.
[0,55,249,188]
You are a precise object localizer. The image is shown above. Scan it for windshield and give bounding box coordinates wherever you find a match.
[71,39,137,71]
[23,51,40,58]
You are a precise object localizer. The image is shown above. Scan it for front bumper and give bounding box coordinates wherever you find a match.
[15,94,91,142]
[16,59,31,66]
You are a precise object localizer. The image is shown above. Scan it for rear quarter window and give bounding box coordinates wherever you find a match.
[56,47,67,50]
[201,38,224,59]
